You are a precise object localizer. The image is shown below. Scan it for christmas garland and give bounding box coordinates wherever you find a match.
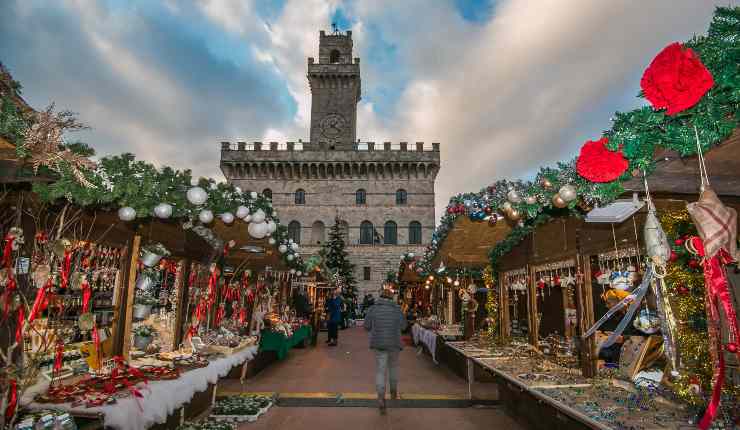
[411,7,739,278]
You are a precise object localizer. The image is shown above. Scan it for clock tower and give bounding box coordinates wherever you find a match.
[307,29,361,150]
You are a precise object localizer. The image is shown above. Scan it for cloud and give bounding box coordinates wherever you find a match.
[0,0,727,223]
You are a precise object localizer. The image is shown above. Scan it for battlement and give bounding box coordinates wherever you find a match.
[220,141,440,152]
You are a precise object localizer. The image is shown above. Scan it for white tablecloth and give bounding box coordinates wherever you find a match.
[23,345,258,430]
[412,324,438,364]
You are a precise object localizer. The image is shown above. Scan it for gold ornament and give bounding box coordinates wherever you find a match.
[507,208,522,221]
[552,194,567,208]
[540,178,553,189]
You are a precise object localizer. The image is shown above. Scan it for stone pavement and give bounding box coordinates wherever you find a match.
[219,326,522,429]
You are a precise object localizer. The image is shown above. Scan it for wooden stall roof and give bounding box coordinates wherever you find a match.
[398,257,423,284]
[431,216,512,269]
[210,219,287,271]
[623,128,740,196]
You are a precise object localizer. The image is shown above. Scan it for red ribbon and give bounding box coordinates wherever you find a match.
[214,304,225,328]
[2,236,14,269]
[60,250,72,290]
[15,305,24,345]
[2,276,16,321]
[29,278,52,324]
[238,307,247,325]
[81,279,92,313]
[4,379,17,421]
[689,237,740,430]
[54,341,65,373]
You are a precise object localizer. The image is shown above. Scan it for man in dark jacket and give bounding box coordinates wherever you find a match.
[364,288,407,415]
[325,288,342,346]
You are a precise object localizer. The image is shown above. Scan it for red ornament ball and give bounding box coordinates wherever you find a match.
[640,42,714,116]
[688,259,700,269]
[484,207,492,214]
[576,137,629,183]
[674,238,684,246]
[726,343,738,354]
[669,251,678,262]
[677,285,689,295]
[447,207,455,214]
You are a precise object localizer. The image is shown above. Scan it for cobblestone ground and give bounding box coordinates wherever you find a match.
[219,326,522,429]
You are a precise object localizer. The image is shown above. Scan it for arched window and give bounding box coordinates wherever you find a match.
[409,221,422,245]
[295,189,306,205]
[311,221,326,245]
[262,188,272,200]
[384,221,397,245]
[360,221,374,245]
[356,189,366,205]
[288,221,301,244]
[330,49,341,64]
[396,189,407,205]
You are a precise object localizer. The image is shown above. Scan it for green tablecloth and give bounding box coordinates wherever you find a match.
[259,325,312,360]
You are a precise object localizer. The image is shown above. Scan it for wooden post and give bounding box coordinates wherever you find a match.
[527,265,538,347]
[498,273,510,343]
[579,255,598,377]
[121,234,141,360]
[173,259,190,350]
[110,244,129,357]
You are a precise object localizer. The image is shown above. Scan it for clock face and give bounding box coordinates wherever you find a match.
[319,113,346,140]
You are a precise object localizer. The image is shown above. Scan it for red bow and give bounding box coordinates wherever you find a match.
[60,250,73,290]
[29,279,51,323]
[81,279,92,313]
[15,305,24,345]
[54,341,65,373]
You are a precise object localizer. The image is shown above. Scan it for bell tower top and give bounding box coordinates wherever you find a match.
[308,28,361,150]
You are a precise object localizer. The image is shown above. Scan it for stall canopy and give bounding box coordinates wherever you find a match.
[431,216,512,269]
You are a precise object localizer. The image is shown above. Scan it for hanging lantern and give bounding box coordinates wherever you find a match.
[187,187,208,205]
[118,206,136,221]
[154,203,173,219]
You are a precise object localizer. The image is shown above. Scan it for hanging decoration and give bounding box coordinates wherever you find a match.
[575,137,629,183]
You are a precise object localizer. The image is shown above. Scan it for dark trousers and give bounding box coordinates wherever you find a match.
[327,321,339,341]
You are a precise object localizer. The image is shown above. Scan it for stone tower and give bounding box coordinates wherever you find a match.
[220,30,440,296]
[308,30,360,149]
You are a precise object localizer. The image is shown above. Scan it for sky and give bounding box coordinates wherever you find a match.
[0,0,733,223]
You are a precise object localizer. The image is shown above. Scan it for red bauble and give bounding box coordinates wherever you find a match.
[576,137,629,183]
[484,207,492,214]
[688,259,700,269]
[677,285,689,295]
[674,238,684,246]
[640,42,714,116]
[447,207,455,215]
[669,251,678,262]
[726,343,738,353]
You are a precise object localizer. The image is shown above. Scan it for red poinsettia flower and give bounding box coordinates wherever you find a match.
[640,42,714,115]
[576,137,628,183]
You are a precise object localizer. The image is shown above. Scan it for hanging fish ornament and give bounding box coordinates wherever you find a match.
[643,201,671,277]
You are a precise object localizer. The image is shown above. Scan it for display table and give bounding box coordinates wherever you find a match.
[259,325,312,360]
[412,323,440,363]
[22,345,259,430]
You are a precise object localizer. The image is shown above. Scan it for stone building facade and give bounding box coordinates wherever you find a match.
[219,30,440,296]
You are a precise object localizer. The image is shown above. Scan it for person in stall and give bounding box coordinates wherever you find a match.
[325,288,343,346]
[292,288,311,319]
[595,289,645,365]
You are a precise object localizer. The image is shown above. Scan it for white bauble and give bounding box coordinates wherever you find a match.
[559,185,577,202]
[198,209,214,224]
[250,191,258,199]
[291,242,299,252]
[290,269,296,274]
[236,205,250,219]
[209,183,217,191]
[296,271,302,276]
[525,196,537,205]
[187,187,208,205]
[220,212,235,224]
[244,214,252,223]
[408,252,415,258]
[268,237,276,245]
[118,206,136,221]
[248,221,267,239]
[266,220,277,234]
[252,209,266,224]
[235,187,242,194]
[286,254,295,261]
[278,244,288,254]
[154,203,173,219]
[507,189,521,204]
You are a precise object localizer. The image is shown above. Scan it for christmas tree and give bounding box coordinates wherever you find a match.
[322,217,357,296]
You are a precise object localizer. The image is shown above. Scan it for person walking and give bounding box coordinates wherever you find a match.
[364,287,407,415]
[325,288,342,346]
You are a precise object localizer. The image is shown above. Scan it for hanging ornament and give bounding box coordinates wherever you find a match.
[236,205,250,219]
[501,201,512,212]
[268,238,276,245]
[540,178,553,189]
[552,194,567,208]
[244,214,253,223]
[153,203,173,219]
[220,212,235,224]
[252,209,266,224]
[187,186,208,205]
[199,209,214,224]
[118,206,136,221]
[507,208,522,221]
[266,220,277,234]
[488,216,497,226]
[559,185,577,202]
[290,269,296,274]
[248,222,268,239]
[576,137,629,182]
[525,196,537,205]
[251,191,258,199]
[278,244,288,254]
[291,242,300,252]
[506,189,521,204]
[286,254,295,261]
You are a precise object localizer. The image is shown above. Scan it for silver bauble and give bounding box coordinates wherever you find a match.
[286,254,295,261]
[244,214,253,223]
[252,209,266,224]
[118,206,136,221]
[187,186,208,205]
[266,220,277,234]
[525,196,537,205]
[247,221,268,239]
[198,209,214,224]
[291,242,300,252]
[250,191,258,199]
[507,189,521,204]
[154,203,173,219]
[278,244,288,254]
[268,237,276,245]
[236,205,250,219]
[552,194,568,208]
[559,184,577,202]
[220,212,235,224]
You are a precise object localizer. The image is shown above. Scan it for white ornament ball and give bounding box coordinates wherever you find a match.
[286,254,295,261]
[187,187,208,205]
[290,269,296,274]
[507,189,521,204]
[236,205,250,219]
[235,187,242,194]
[268,237,276,245]
[118,206,136,221]
[153,203,173,219]
[248,221,268,239]
[525,196,537,205]
[297,271,302,276]
[209,183,217,191]
[244,214,252,223]
[559,185,577,202]
[252,209,266,224]
[198,209,214,224]
[278,244,288,254]
[408,252,415,258]
[250,191,258,199]
[266,220,277,234]
[291,242,299,252]
[220,212,235,224]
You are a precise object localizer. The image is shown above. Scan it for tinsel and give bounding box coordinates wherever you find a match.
[483,266,498,341]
